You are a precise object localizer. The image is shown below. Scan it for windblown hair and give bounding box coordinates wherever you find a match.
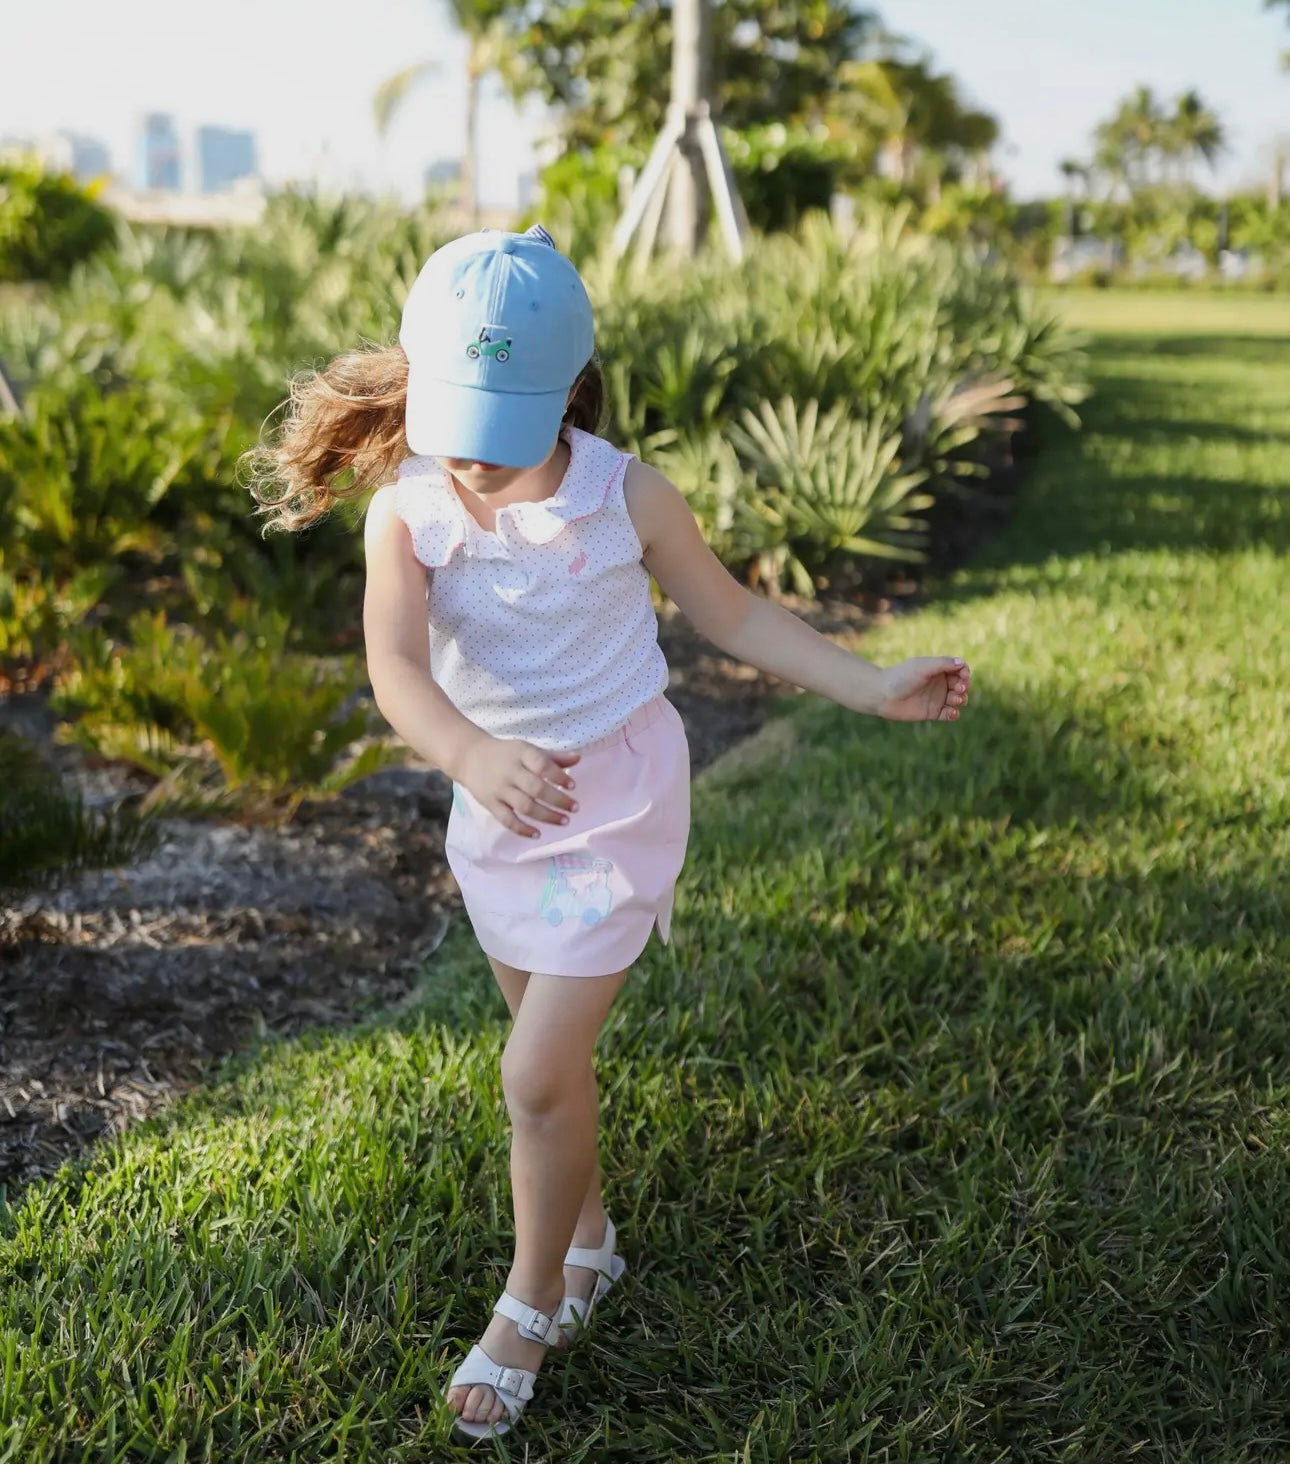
[245,344,606,534]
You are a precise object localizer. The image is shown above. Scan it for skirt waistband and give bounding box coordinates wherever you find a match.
[579,695,671,756]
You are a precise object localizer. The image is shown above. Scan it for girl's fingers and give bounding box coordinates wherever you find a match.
[510,786,570,828]
[522,746,579,790]
[519,770,576,815]
[498,807,538,838]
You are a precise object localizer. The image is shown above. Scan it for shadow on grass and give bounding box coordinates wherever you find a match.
[933,330,1290,581]
[1090,333,1290,368]
[979,470,1290,561]
[1111,420,1290,448]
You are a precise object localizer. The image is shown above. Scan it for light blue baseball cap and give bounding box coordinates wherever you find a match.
[399,225,595,469]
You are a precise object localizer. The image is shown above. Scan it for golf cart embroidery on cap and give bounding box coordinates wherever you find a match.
[467,325,513,362]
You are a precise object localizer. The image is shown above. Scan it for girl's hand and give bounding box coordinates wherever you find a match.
[878,658,972,723]
[459,736,581,838]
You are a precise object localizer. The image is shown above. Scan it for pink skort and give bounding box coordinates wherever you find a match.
[445,695,691,978]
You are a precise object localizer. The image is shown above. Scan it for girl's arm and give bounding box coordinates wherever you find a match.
[362,486,579,836]
[624,461,970,723]
[363,486,491,776]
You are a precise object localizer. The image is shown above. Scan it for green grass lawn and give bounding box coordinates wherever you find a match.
[2,291,1288,1462]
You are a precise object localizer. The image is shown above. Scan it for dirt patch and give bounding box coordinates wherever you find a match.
[1,769,458,1194]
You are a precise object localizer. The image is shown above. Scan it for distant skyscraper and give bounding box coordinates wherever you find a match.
[196,126,258,193]
[137,113,181,190]
[68,133,112,182]
[44,131,112,182]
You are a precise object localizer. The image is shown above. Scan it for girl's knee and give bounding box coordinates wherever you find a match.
[500,1041,592,1122]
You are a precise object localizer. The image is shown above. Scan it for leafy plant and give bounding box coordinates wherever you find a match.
[648,426,780,571]
[639,325,739,431]
[0,159,116,284]
[0,730,153,892]
[730,397,935,594]
[53,604,401,814]
[901,374,1027,492]
[0,561,117,692]
[0,383,212,581]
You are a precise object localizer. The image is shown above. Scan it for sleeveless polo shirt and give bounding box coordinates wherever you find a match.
[392,427,670,752]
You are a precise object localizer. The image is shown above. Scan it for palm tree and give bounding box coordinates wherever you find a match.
[834,52,998,196]
[834,58,914,179]
[1093,85,1165,195]
[954,107,1000,187]
[374,2,527,229]
[1058,157,1090,195]
[1167,90,1226,185]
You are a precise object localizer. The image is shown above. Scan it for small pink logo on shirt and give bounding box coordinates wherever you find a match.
[568,552,588,575]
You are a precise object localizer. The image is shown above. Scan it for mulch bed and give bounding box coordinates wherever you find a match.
[0,443,1026,1200]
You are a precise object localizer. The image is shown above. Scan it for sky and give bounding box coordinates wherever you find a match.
[3,0,1288,205]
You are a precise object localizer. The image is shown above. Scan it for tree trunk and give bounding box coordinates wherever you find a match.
[463,56,481,230]
[664,0,712,254]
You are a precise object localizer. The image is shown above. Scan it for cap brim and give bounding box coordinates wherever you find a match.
[404,366,568,469]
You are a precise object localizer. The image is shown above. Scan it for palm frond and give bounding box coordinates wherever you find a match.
[373,61,440,135]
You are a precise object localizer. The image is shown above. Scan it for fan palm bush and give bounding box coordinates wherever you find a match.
[1,384,211,582]
[730,398,935,594]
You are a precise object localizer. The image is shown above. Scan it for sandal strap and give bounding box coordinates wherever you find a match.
[493,1290,560,1345]
[449,1343,536,1413]
[563,1215,617,1275]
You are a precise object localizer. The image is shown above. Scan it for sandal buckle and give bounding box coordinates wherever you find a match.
[495,1365,525,1397]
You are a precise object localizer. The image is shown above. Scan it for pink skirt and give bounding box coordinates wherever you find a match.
[445,696,691,978]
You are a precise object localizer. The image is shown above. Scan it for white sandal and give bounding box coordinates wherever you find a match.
[559,1215,628,1343]
[448,1291,561,1441]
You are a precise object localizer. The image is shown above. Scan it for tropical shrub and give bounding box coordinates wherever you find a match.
[0,382,212,582]
[0,564,116,693]
[729,398,934,595]
[0,159,117,284]
[724,125,847,232]
[589,211,1087,588]
[52,604,400,814]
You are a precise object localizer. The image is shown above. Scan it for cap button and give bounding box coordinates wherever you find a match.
[499,237,517,255]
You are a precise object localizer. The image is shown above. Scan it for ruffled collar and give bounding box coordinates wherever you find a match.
[394,427,624,568]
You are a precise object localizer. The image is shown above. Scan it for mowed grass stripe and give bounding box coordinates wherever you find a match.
[2,291,1288,1461]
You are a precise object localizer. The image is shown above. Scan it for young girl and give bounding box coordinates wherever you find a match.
[251,225,971,1442]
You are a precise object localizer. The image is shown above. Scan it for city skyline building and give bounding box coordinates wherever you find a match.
[196,125,257,193]
[51,130,112,182]
[136,112,181,190]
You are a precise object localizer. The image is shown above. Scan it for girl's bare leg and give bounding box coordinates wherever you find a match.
[448,966,626,1428]
[485,958,612,1318]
